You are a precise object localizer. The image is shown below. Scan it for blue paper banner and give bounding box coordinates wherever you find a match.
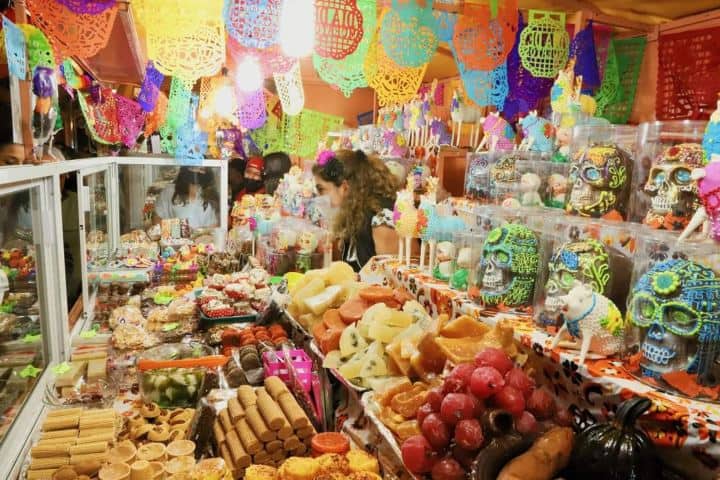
[3,16,27,79]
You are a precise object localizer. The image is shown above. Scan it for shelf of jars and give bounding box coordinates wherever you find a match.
[361,254,720,470]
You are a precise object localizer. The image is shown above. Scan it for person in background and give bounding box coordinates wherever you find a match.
[235,156,265,202]
[154,167,220,229]
[263,151,292,195]
[228,157,246,205]
[313,149,400,272]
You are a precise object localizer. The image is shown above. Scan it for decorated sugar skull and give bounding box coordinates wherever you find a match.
[489,153,521,201]
[540,239,611,328]
[643,143,704,231]
[629,259,720,383]
[476,224,539,308]
[465,153,491,201]
[568,144,632,219]
[296,231,319,254]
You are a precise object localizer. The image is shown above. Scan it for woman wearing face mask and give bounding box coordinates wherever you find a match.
[154,167,220,229]
[235,156,265,202]
[313,150,400,272]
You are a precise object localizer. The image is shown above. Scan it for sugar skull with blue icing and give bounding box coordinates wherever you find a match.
[629,259,720,383]
[476,223,539,308]
[539,238,611,328]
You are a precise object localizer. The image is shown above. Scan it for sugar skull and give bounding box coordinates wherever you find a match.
[643,143,704,231]
[539,239,611,328]
[476,223,539,308]
[568,144,632,219]
[465,153,491,201]
[629,259,720,384]
[489,153,521,202]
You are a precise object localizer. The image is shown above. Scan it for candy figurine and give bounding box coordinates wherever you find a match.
[519,172,543,207]
[416,195,435,271]
[545,173,569,208]
[450,245,471,290]
[393,189,418,266]
[450,89,484,148]
[32,66,59,161]
[550,282,624,364]
[519,110,556,153]
[477,112,515,152]
[678,153,720,243]
[433,241,456,281]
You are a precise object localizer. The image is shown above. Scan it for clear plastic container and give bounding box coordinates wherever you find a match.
[464,152,493,202]
[138,343,220,407]
[566,125,638,221]
[623,230,720,402]
[632,121,707,228]
[448,232,485,291]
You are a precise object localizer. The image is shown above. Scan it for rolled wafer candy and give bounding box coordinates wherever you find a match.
[81,408,115,417]
[219,443,236,471]
[227,397,245,423]
[69,441,108,455]
[255,388,285,431]
[245,406,275,443]
[26,469,58,480]
[237,385,257,409]
[271,449,286,462]
[265,440,282,453]
[40,429,78,440]
[79,415,115,430]
[78,427,114,437]
[263,376,288,399]
[46,408,84,418]
[292,443,308,456]
[304,436,313,448]
[29,456,70,469]
[277,392,309,430]
[218,409,233,433]
[283,435,300,451]
[30,444,69,458]
[71,451,109,464]
[296,426,315,439]
[253,451,271,464]
[225,430,251,469]
[235,418,261,455]
[277,419,293,440]
[76,432,115,444]
[213,421,226,444]
[36,437,78,447]
[43,416,80,431]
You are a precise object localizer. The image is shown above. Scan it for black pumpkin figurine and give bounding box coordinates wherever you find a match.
[566,397,660,480]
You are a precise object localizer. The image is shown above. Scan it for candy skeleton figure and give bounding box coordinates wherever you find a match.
[628,259,720,386]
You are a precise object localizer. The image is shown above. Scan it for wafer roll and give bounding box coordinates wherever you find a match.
[245,406,275,443]
[225,430,251,469]
[46,408,83,418]
[213,421,225,444]
[219,443,236,472]
[256,388,285,431]
[29,456,69,469]
[27,469,58,480]
[218,409,233,433]
[277,419,293,440]
[263,376,288,399]
[296,426,315,439]
[235,418,261,455]
[252,451,271,464]
[36,437,77,447]
[70,451,109,464]
[30,444,69,458]
[237,385,257,409]
[277,392,309,429]
[43,416,80,431]
[78,427,114,438]
[271,449,286,462]
[75,432,115,444]
[40,429,78,440]
[283,435,300,451]
[265,440,282,453]
[227,397,245,423]
[292,443,307,456]
[69,441,107,455]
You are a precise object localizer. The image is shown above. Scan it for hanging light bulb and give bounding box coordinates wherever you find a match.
[213,84,236,119]
[235,56,263,92]
[279,0,315,58]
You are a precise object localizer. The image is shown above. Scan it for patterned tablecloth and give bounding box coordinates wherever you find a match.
[361,255,720,478]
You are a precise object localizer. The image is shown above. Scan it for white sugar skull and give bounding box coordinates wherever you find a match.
[297,231,318,254]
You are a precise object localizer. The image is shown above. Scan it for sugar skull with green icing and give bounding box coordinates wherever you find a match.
[629,258,720,385]
[568,144,632,220]
[476,223,539,308]
[539,238,611,328]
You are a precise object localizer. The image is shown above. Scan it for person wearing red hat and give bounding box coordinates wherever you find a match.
[235,156,265,202]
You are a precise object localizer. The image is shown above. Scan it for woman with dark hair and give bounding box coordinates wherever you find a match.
[155,167,220,228]
[313,149,400,271]
[263,151,292,195]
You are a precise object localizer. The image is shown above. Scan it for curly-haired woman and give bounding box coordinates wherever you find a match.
[313,150,400,271]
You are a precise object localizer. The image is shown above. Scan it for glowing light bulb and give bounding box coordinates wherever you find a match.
[235,56,263,92]
[213,85,236,119]
[279,0,315,58]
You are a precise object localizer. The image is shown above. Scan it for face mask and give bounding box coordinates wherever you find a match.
[245,179,264,193]
[313,195,339,229]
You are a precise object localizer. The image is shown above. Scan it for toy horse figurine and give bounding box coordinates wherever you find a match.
[393,189,418,266]
[417,194,436,271]
[420,94,433,146]
[550,282,625,364]
[519,110,556,153]
[678,153,720,243]
[550,58,597,129]
[450,89,484,148]
[393,104,405,132]
[477,112,515,152]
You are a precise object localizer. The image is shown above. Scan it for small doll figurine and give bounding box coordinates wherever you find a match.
[433,241,456,281]
[295,231,319,272]
[519,172,543,207]
[545,173,568,208]
[32,66,58,161]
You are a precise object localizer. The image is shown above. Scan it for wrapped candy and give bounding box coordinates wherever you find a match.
[32,66,59,160]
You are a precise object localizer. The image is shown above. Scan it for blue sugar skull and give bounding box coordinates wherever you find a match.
[629,259,720,384]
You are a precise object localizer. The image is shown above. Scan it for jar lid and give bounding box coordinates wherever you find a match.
[311,432,350,454]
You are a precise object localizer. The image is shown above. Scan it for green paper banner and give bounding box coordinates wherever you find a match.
[596,37,647,124]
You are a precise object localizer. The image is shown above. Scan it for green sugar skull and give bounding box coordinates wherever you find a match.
[539,238,611,328]
[478,223,540,308]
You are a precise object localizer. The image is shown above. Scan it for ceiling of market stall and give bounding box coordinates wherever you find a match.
[45,0,720,88]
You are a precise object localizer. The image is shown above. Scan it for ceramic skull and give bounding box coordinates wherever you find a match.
[477,223,539,308]
[629,259,720,382]
[568,144,632,219]
[643,143,704,231]
[540,239,611,328]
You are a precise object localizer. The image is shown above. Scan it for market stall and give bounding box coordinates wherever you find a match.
[1,0,720,479]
